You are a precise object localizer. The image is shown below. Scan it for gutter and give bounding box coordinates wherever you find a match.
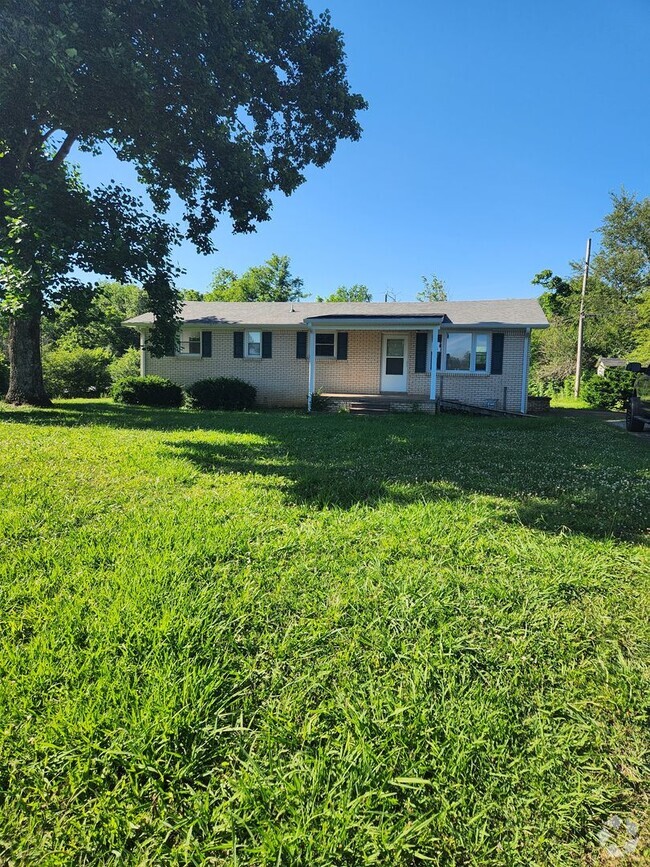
[520,327,531,414]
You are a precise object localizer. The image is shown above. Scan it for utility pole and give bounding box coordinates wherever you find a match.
[574,237,591,398]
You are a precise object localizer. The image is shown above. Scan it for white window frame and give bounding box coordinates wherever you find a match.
[245,330,262,358]
[433,331,491,374]
[315,332,337,358]
[178,328,201,355]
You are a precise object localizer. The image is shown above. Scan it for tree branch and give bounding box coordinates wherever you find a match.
[40,128,57,145]
[51,130,79,169]
[14,125,41,176]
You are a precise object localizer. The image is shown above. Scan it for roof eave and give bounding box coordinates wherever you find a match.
[442,322,548,330]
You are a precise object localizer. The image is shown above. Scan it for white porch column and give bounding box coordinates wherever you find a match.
[140,329,147,376]
[429,325,439,402]
[520,328,531,414]
[307,329,316,411]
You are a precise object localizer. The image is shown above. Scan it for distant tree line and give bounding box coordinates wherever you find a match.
[0,253,377,395]
[530,190,650,396]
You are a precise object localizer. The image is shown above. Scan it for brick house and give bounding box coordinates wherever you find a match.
[125,299,548,413]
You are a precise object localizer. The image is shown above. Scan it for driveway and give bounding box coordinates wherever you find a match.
[549,408,650,439]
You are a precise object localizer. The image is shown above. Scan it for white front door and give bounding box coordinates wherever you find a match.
[381,334,408,392]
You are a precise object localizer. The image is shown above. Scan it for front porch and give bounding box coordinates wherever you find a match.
[318,392,437,414]
[304,314,443,413]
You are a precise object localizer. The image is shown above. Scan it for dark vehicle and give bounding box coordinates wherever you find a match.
[625,363,650,431]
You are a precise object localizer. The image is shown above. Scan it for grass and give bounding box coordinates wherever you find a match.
[0,399,648,865]
[549,395,591,410]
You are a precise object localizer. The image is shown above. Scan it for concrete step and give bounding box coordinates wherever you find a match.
[348,401,391,415]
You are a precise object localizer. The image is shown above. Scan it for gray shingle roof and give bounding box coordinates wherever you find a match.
[125,299,548,328]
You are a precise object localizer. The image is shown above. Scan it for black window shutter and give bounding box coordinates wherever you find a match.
[296,331,307,359]
[336,331,348,360]
[491,333,504,374]
[233,331,244,358]
[201,331,212,358]
[415,332,428,373]
[262,331,272,358]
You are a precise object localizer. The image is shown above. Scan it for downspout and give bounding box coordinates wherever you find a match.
[307,328,316,412]
[429,325,439,404]
[140,329,147,377]
[520,328,531,414]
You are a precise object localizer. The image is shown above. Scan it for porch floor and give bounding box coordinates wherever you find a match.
[319,392,431,402]
[319,393,437,415]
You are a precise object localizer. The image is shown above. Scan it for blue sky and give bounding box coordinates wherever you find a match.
[74,0,650,301]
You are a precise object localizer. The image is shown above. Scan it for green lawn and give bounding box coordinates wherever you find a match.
[0,400,648,865]
[550,395,591,410]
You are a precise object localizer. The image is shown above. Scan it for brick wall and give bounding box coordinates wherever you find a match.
[144,327,529,412]
[315,330,381,394]
[145,329,309,406]
[408,329,527,413]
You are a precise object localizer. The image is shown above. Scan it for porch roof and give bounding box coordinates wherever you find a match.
[304,314,443,330]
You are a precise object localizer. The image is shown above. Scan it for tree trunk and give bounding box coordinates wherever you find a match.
[5,310,52,406]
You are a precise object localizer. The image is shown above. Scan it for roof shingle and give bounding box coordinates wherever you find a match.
[125,299,548,328]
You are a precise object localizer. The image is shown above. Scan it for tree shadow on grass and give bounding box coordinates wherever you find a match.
[162,422,649,542]
[2,400,648,540]
[0,400,211,431]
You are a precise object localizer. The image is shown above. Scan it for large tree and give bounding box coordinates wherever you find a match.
[416,274,448,302]
[595,190,650,301]
[530,191,650,390]
[204,254,304,301]
[316,284,372,302]
[0,0,366,404]
[44,280,150,356]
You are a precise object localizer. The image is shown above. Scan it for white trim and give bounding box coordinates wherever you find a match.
[429,326,439,400]
[176,327,202,356]
[314,331,337,358]
[244,329,263,359]
[439,331,491,374]
[307,329,316,411]
[140,331,147,376]
[140,330,146,376]
[520,328,531,413]
[380,332,409,393]
[440,322,547,331]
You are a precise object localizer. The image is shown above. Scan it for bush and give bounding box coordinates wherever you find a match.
[111,375,184,407]
[42,346,112,397]
[108,348,141,383]
[186,377,256,410]
[582,368,636,410]
[0,347,9,396]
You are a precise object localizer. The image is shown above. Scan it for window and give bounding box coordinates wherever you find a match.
[475,334,488,372]
[385,338,405,375]
[444,332,490,373]
[179,329,201,355]
[446,333,472,370]
[315,333,335,357]
[246,330,261,357]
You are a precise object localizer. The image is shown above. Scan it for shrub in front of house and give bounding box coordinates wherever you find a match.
[582,368,636,410]
[108,348,141,383]
[186,377,256,410]
[42,346,113,397]
[111,375,184,407]
[0,348,9,396]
